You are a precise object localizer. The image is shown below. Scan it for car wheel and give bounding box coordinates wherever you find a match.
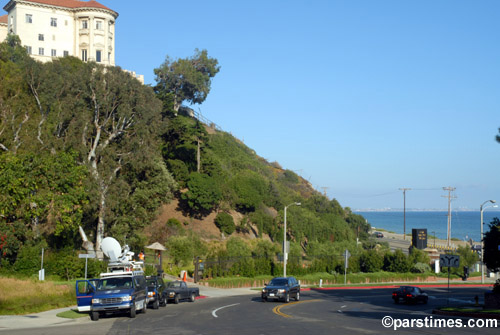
[91,311,99,321]
[262,296,267,302]
[295,291,300,301]
[160,296,167,307]
[423,297,428,304]
[129,305,136,318]
[190,293,196,302]
[393,298,399,304]
[153,299,159,309]
[284,293,290,303]
[174,295,179,304]
[142,301,147,314]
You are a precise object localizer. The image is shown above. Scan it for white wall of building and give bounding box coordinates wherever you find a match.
[3,1,117,65]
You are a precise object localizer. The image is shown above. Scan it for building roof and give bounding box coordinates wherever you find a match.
[4,0,118,17]
[0,14,7,24]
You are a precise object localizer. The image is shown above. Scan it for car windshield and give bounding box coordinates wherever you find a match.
[146,279,157,286]
[97,277,133,290]
[269,278,288,286]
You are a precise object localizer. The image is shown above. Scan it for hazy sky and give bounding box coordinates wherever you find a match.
[101,0,500,210]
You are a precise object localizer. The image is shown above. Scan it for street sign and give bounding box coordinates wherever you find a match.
[439,254,460,268]
[79,253,96,259]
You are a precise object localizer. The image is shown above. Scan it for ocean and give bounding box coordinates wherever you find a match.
[356,211,500,243]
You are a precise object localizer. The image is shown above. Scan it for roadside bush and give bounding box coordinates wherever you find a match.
[412,262,431,273]
[13,244,43,276]
[215,212,235,235]
[359,250,383,273]
[384,249,411,273]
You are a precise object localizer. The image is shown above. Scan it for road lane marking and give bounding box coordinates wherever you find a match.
[272,299,321,318]
[212,303,240,318]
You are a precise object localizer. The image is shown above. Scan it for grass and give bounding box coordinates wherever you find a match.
[56,309,89,319]
[0,277,75,315]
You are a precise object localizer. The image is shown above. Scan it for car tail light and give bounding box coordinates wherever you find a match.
[406,294,413,298]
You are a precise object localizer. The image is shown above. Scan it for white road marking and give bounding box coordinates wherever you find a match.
[212,303,240,318]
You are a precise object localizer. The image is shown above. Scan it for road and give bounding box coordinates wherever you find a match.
[4,287,497,335]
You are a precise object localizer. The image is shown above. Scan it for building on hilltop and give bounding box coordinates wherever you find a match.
[0,14,7,40]
[0,0,144,83]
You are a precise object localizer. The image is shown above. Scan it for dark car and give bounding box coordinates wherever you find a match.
[261,276,300,303]
[164,281,200,304]
[146,276,166,309]
[392,286,428,304]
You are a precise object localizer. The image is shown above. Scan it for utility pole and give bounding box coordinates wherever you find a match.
[399,188,411,240]
[442,187,456,247]
[321,187,329,197]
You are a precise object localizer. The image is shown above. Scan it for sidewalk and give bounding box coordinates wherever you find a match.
[0,286,257,331]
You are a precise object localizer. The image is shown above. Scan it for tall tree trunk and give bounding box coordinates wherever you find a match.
[95,184,107,254]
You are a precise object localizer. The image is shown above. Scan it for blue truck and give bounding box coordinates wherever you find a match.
[76,265,148,321]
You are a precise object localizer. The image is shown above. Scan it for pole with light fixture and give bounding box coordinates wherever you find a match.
[480,200,497,284]
[283,202,301,278]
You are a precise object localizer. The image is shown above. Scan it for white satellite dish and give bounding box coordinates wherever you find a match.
[101,237,121,262]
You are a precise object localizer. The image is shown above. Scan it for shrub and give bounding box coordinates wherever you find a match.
[384,249,411,273]
[181,172,222,213]
[215,212,235,235]
[412,262,431,273]
[359,250,383,273]
[229,171,268,212]
[166,159,189,186]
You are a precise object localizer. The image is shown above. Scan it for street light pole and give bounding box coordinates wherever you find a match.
[480,200,497,284]
[283,202,301,278]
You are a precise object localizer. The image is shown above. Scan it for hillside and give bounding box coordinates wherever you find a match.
[0,38,371,273]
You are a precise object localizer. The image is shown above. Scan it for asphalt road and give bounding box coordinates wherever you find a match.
[5,287,498,335]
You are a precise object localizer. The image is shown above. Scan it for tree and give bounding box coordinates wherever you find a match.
[154,49,220,114]
[483,217,500,272]
[181,172,222,214]
[215,212,235,235]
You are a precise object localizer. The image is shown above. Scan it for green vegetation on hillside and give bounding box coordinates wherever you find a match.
[0,36,380,279]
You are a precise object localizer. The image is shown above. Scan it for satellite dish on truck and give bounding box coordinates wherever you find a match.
[101,237,121,262]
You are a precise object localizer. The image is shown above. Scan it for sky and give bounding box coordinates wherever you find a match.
[101,0,500,210]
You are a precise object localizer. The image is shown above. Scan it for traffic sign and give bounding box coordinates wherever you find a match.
[440,254,460,268]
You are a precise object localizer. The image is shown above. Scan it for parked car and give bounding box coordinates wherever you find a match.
[146,275,167,309]
[164,281,200,304]
[392,286,428,304]
[374,232,384,238]
[261,276,300,303]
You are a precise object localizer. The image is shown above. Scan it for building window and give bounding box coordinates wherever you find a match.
[96,20,102,30]
[108,52,111,61]
[39,47,44,56]
[82,20,88,29]
[50,18,57,27]
[25,14,32,23]
[81,49,87,62]
[96,50,102,63]
[38,34,44,41]
[63,50,69,57]
[26,46,32,54]
[51,49,56,57]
